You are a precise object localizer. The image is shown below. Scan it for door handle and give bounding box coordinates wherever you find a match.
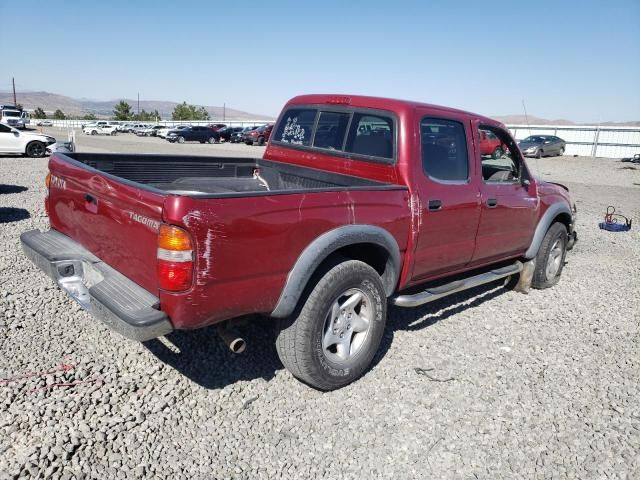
[486,198,498,208]
[428,199,442,211]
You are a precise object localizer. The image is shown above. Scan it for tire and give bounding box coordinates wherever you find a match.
[208,137,216,144]
[110,131,116,136]
[257,136,265,146]
[536,149,543,159]
[532,222,568,289]
[275,260,387,391]
[177,136,185,144]
[26,141,46,158]
[492,147,503,159]
[559,147,565,156]
[245,141,253,145]
[91,130,98,136]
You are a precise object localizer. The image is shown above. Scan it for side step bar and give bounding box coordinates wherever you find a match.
[392,261,523,308]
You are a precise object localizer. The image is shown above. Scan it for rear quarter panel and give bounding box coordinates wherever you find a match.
[161,189,410,329]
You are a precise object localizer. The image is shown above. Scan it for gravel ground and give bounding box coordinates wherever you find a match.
[1,134,639,479]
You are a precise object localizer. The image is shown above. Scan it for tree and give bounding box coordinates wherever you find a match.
[32,107,47,119]
[132,109,161,122]
[82,113,97,120]
[113,100,133,121]
[172,102,210,121]
[53,109,66,120]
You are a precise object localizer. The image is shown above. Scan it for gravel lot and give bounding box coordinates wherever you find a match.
[1,131,639,479]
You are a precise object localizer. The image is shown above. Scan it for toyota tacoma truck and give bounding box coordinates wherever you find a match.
[21,94,577,390]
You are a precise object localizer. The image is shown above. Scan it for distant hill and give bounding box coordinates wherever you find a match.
[0,90,273,121]
[493,114,640,127]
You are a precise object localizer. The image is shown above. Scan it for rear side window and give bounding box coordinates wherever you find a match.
[275,108,317,146]
[345,113,394,159]
[421,118,469,182]
[313,112,350,150]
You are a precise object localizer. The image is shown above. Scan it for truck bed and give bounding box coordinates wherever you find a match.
[63,153,399,197]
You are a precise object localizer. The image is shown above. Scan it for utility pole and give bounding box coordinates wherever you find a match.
[137,93,140,115]
[223,103,226,121]
[12,77,17,106]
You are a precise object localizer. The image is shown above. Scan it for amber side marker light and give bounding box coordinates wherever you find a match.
[45,172,51,189]
[157,225,194,292]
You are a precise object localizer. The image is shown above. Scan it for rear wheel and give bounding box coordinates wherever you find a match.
[257,136,266,146]
[532,222,568,289]
[26,141,46,158]
[208,137,216,144]
[276,260,387,390]
[177,136,185,144]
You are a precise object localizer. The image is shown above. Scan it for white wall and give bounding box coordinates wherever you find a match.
[507,125,640,158]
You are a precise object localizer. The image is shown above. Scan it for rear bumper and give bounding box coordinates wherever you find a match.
[20,229,173,341]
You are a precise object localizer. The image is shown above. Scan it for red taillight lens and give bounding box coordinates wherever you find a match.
[157,261,193,291]
[157,224,193,292]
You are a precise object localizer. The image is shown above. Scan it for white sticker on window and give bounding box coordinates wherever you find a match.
[280,117,306,145]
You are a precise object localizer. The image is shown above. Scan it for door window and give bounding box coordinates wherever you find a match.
[345,113,394,159]
[421,118,469,182]
[478,125,524,183]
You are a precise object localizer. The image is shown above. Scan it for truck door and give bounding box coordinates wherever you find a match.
[471,122,539,262]
[410,112,482,281]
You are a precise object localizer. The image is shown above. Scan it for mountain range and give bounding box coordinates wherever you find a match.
[0,91,273,121]
[1,91,637,126]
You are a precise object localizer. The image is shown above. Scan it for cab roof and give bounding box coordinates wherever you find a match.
[286,94,503,128]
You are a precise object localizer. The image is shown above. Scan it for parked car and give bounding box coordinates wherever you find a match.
[21,94,577,391]
[157,125,189,138]
[83,124,118,136]
[217,126,245,142]
[244,124,274,145]
[518,135,566,158]
[479,128,508,159]
[230,126,257,143]
[136,125,165,137]
[0,122,56,157]
[166,125,220,144]
[117,123,134,132]
[37,120,54,127]
[208,123,227,132]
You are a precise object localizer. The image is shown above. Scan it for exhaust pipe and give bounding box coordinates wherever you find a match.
[218,325,246,354]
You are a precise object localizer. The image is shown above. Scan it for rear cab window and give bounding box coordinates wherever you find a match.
[272,105,396,163]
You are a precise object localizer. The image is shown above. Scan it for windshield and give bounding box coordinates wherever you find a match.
[523,136,546,143]
[2,111,20,117]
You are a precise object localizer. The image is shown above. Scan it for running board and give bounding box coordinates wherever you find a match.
[392,261,523,308]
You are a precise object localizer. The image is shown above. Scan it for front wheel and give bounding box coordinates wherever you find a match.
[208,137,216,144]
[276,260,387,390]
[257,136,266,146]
[532,222,568,289]
[26,141,46,158]
[559,147,565,156]
[177,136,185,144]
[492,147,503,159]
[91,130,98,136]
[536,149,543,159]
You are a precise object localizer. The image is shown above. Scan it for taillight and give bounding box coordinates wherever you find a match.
[157,224,193,292]
[44,172,51,216]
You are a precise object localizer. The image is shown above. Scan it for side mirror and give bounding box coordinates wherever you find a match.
[521,178,531,190]
[13,131,19,137]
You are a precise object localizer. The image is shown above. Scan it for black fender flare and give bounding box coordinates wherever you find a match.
[525,202,572,259]
[270,225,401,318]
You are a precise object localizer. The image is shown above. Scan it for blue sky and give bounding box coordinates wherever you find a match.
[2,0,639,121]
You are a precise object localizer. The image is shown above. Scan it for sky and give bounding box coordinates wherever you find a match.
[1,0,639,122]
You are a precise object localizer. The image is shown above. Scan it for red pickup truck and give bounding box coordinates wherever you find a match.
[21,94,577,390]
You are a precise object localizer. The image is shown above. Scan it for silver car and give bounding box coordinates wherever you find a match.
[518,135,566,158]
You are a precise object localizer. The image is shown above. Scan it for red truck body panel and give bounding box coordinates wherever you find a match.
[160,189,410,329]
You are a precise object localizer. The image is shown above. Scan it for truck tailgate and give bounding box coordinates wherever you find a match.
[46,154,165,295]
